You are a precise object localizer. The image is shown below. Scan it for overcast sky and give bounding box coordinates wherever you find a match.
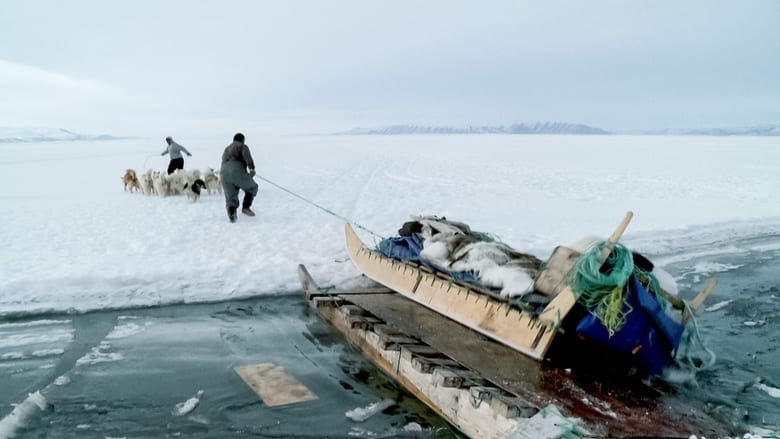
[1,1,778,136]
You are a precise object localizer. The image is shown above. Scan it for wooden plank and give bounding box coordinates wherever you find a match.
[346,315,382,329]
[411,356,462,374]
[297,264,320,300]
[533,246,580,297]
[330,287,395,295]
[312,296,344,308]
[342,304,366,316]
[299,263,394,299]
[682,278,718,323]
[234,363,317,407]
[431,368,488,389]
[377,334,420,350]
[689,277,718,311]
[432,367,466,388]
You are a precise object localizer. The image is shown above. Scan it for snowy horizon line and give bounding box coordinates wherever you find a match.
[2,120,780,143]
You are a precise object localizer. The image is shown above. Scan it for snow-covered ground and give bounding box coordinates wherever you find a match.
[1,134,779,317]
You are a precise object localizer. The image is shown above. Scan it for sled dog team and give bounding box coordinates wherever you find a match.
[122,167,220,202]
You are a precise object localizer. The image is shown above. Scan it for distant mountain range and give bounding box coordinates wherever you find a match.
[637,124,780,136]
[0,127,123,143]
[339,122,610,135]
[338,122,780,136]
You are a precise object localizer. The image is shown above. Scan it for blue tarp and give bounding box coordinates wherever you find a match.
[576,275,685,375]
[376,236,484,287]
[377,235,424,263]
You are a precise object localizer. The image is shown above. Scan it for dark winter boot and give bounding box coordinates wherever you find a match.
[227,206,237,223]
[241,193,255,217]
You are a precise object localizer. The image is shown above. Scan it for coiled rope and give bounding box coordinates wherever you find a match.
[254,173,385,240]
[570,242,636,336]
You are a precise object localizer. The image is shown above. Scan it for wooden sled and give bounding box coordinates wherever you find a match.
[299,264,736,438]
[344,212,635,360]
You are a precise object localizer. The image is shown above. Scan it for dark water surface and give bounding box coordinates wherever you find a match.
[0,297,459,438]
[650,229,780,436]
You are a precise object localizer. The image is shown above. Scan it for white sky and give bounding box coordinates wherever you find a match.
[1,1,779,135]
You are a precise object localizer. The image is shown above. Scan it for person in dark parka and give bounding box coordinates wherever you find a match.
[220,132,258,223]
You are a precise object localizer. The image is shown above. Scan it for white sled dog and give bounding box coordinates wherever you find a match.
[151,171,168,197]
[139,169,155,196]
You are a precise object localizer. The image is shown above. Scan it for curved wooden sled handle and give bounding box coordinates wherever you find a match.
[682,278,717,323]
[598,210,633,264]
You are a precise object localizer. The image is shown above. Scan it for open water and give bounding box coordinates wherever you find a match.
[0,295,458,438]
[1,224,779,438]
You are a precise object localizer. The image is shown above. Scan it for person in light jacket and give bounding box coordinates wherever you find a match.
[220,132,258,223]
[161,136,192,175]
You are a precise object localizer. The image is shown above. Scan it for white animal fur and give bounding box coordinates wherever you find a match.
[139,169,155,196]
[151,171,167,197]
[167,170,187,196]
[144,167,223,198]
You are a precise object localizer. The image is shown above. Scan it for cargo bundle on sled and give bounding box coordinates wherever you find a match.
[345,211,713,377]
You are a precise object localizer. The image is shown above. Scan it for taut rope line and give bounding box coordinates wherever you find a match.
[142,154,158,173]
[254,173,385,240]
